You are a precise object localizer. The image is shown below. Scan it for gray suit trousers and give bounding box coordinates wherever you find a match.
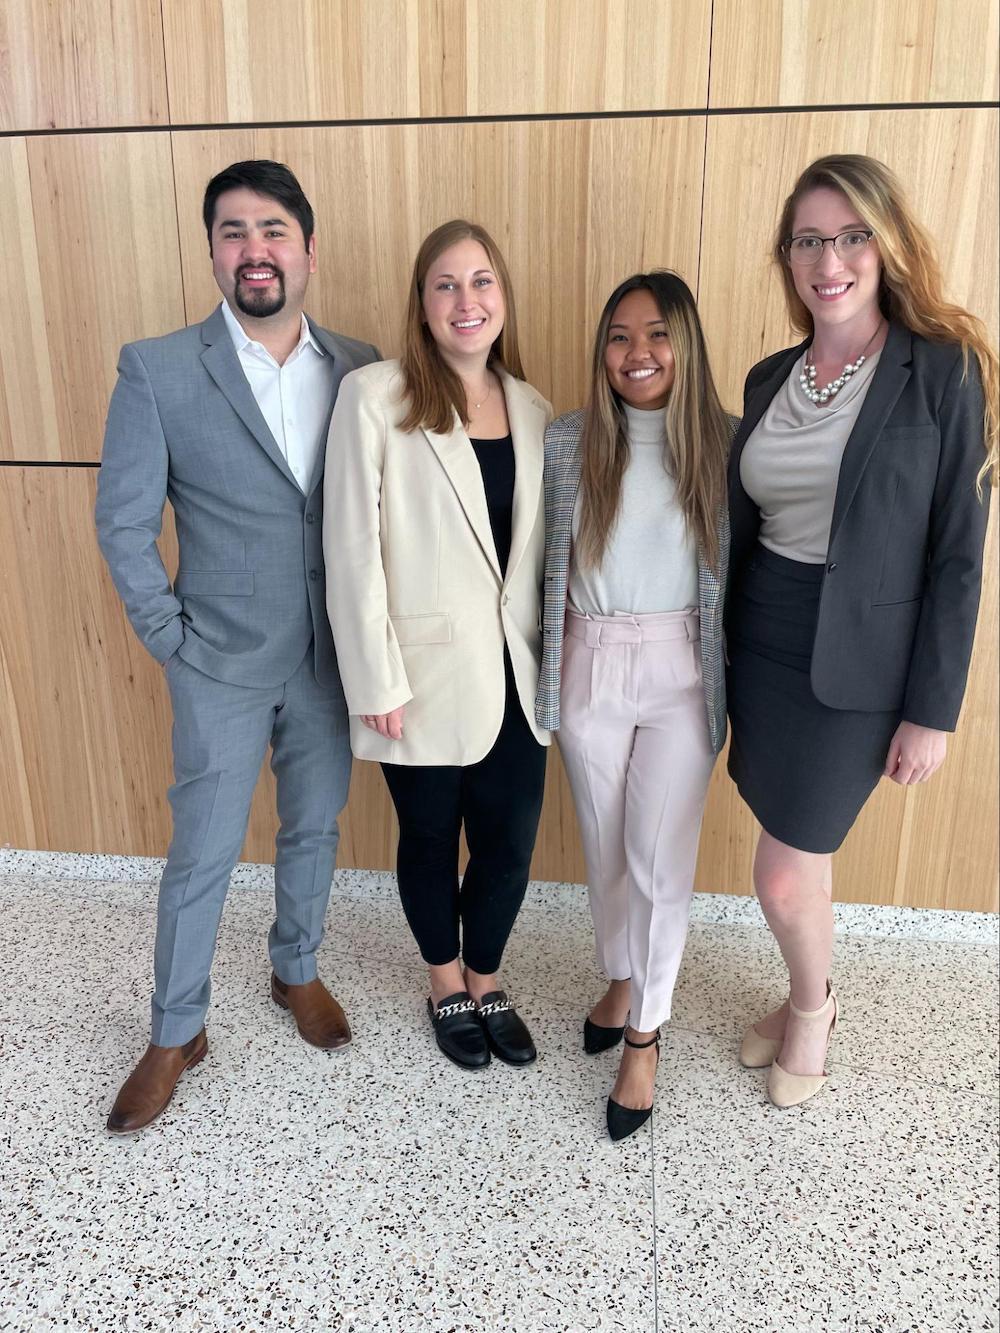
[152,647,352,1046]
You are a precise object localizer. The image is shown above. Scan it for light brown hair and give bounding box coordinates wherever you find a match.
[776,153,998,488]
[399,219,525,434]
[576,271,731,574]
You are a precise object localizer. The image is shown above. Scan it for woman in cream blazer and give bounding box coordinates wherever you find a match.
[323,219,551,1072]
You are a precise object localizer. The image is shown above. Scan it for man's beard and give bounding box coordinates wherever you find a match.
[234,271,286,318]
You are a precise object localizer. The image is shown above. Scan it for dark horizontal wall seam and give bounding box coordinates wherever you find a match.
[2,99,998,139]
[0,460,101,468]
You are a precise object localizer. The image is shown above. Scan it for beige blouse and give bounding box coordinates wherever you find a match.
[740,349,881,563]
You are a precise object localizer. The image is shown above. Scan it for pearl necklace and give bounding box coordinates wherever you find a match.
[800,322,884,406]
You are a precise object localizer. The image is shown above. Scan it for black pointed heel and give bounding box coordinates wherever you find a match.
[606,1029,660,1143]
[583,1015,626,1054]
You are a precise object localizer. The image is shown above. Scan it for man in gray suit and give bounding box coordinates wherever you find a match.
[96,160,379,1133]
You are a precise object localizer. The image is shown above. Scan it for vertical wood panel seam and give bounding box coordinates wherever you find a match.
[158,3,190,325]
[166,132,189,325]
[695,0,716,301]
[157,0,173,124]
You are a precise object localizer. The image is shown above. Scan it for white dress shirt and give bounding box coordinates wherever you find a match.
[221,300,334,493]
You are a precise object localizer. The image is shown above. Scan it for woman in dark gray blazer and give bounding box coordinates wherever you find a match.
[727,154,997,1109]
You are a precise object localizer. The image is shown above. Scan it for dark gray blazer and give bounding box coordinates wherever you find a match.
[727,321,990,732]
[96,305,379,689]
[535,409,734,754]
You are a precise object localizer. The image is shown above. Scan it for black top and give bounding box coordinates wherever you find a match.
[469,434,515,576]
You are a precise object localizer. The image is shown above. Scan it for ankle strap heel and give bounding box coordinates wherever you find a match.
[607,1029,661,1142]
[767,990,838,1110]
[623,1029,660,1050]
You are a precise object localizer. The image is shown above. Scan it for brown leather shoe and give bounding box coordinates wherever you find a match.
[106,1029,208,1134]
[271,972,352,1049]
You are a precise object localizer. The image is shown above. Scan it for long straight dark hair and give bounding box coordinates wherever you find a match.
[576,270,731,573]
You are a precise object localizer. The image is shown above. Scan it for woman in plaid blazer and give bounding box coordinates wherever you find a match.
[535,271,735,1141]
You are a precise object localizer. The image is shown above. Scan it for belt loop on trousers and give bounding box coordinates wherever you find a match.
[584,619,603,648]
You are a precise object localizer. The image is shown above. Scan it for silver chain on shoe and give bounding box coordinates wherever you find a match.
[477,998,512,1017]
[434,998,477,1020]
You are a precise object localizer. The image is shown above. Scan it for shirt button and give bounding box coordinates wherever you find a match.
[827,562,838,572]
[309,570,320,581]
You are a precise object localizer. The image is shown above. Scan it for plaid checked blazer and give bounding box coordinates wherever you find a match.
[534,408,736,754]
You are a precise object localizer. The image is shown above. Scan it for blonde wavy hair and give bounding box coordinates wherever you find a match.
[775,153,998,489]
[576,271,731,575]
[399,219,524,434]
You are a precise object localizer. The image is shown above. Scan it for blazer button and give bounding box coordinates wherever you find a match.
[827,562,837,572]
[309,569,320,581]
[305,512,316,524]
[502,594,510,605]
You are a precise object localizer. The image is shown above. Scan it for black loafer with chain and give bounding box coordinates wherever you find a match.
[476,990,537,1066]
[427,991,490,1069]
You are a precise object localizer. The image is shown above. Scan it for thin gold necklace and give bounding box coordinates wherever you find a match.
[469,374,493,412]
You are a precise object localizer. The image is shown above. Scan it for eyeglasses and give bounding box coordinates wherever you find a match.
[782,229,874,266]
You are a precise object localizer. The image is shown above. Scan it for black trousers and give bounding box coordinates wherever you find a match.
[380,660,547,975]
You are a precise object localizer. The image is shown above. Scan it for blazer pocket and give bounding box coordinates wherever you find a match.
[175,570,254,596]
[390,612,452,646]
[180,541,247,571]
[877,425,936,441]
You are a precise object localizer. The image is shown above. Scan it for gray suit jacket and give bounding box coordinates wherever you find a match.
[535,409,734,754]
[96,305,379,690]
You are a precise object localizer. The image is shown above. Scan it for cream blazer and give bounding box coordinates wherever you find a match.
[323,358,553,765]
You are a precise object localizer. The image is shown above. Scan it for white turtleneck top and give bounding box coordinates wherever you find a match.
[568,403,699,615]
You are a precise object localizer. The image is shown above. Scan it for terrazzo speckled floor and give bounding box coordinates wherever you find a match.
[0,851,996,1333]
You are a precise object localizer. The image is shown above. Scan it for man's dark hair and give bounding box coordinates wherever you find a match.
[202,160,315,251]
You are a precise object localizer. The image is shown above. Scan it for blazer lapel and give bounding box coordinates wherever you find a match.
[828,321,912,544]
[308,318,349,404]
[727,341,806,494]
[423,414,504,583]
[199,306,299,489]
[503,372,546,584]
[303,318,344,495]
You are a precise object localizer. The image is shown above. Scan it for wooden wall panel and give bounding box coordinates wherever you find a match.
[0,469,423,871]
[6,465,990,909]
[0,468,175,852]
[169,116,707,416]
[0,0,168,132]
[895,503,999,911]
[699,109,999,411]
[3,9,998,911]
[700,108,999,912]
[161,0,711,124]
[4,134,188,462]
[0,138,59,461]
[710,0,1000,108]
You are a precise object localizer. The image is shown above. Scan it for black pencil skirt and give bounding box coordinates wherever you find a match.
[726,545,900,854]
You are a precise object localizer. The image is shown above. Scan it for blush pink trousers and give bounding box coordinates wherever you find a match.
[557,607,716,1032]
